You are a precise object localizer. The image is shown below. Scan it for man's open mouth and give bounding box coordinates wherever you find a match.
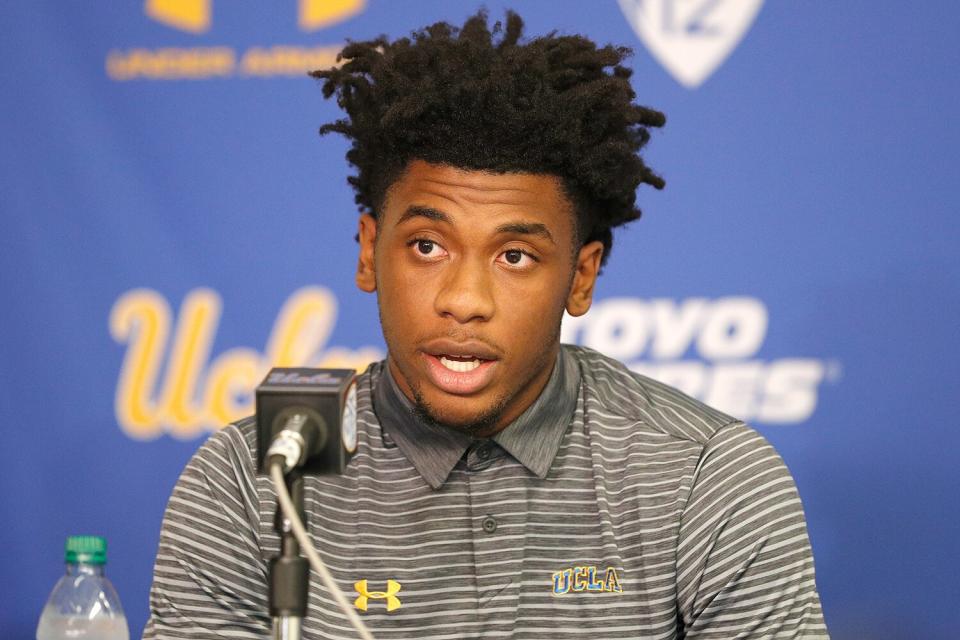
[438,354,487,372]
[419,340,501,395]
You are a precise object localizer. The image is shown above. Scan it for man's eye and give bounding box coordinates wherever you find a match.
[411,238,446,258]
[499,248,537,268]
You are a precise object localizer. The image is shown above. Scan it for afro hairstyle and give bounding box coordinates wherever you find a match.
[311,9,665,268]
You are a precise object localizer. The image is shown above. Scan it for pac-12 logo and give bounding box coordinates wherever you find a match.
[618,0,765,88]
[145,0,366,33]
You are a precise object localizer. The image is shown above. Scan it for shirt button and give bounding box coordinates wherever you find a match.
[481,515,497,534]
[477,443,491,460]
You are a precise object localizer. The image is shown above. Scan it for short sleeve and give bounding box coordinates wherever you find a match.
[676,422,829,639]
[143,423,271,639]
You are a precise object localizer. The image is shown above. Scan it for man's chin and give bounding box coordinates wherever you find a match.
[411,392,507,437]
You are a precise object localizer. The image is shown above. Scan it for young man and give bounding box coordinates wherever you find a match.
[145,11,829,638]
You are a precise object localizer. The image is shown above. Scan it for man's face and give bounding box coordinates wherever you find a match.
[356,160,603,436]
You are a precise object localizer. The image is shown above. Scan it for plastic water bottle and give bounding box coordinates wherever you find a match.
[36,535,130,640]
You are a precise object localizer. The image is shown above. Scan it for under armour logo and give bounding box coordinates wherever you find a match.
[354,579,402,612]
[145,0,365,34]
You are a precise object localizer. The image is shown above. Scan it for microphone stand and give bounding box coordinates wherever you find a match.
[269,469,309,640]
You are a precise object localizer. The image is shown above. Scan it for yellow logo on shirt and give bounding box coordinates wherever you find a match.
[354,579,402,612]
[552,566,622,595]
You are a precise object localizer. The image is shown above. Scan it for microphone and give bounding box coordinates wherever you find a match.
[257,368,358,476]
[256,368,358,640]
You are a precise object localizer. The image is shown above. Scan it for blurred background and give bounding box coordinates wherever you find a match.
[2,1,958,637]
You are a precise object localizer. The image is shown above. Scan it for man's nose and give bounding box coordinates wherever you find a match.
[433,256,495,323]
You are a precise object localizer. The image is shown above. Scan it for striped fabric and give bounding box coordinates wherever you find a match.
[144,345,829,639]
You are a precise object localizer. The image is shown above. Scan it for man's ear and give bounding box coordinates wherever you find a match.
[566,240,604,317]
[356,213,377,293]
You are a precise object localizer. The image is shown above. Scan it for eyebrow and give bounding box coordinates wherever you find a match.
[495,222,555,245]
[397,205,556,245]
[397,205,450,226]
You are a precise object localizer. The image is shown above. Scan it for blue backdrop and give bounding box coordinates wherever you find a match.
[2,2,958,638]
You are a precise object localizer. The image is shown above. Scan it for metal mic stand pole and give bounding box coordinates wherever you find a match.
[270,470,309,640]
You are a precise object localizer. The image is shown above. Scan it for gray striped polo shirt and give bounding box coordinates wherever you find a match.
[144,345,829,639]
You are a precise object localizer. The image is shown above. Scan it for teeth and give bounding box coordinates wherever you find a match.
[440,356,481,372]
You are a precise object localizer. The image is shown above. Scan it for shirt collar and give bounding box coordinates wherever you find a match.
[373,346,580,489]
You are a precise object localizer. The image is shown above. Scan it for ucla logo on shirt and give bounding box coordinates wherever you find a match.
[552,566,623,595]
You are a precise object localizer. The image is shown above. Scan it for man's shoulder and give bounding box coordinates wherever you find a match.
[186,415,260,476]
[229,414,259,453]
[564,344,739,447]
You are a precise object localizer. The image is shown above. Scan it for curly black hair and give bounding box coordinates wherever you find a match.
[311,10,665,268]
